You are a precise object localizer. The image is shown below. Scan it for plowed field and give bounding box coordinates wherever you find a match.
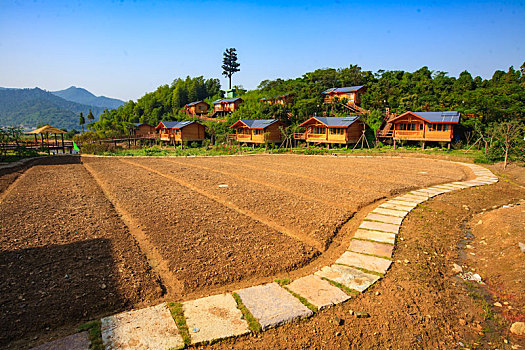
[0,154,469,349]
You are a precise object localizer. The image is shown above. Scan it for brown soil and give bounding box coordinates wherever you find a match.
[0,154,484,349]
[201,164,525,350]
[0,156,163,349]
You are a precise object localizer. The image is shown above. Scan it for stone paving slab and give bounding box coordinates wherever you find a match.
[30,332,90,350]
[415,188,444,196]
[315,264,380,293]
[389,199,418,207]
[336,251,392,274]
[379,202,414,212]
[409,190,431,197]
[395,196,427,204]
[400,194,428,201]
[101,303,184,350]
[371,207,409,218]
[359,220,399,234]
[354,229,396,244]
[349,239,394,258]
[235,283,313,330]
[428,186,453,192]
[365,213,403,225]
[286,275,350,310]
[183,293,250,345]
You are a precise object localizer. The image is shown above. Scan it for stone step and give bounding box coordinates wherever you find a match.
[365,213,403,225]
[379,202,414,212]
[371,207,409,218]
[409,190,431,197]
[315,264,380,293]
[349,239,394,258]
[359,220,399,234]
[101,303,184,350]
[336,251,392,274]
[286,275,350,310]
[183,293,250,345]
[354,229,396,244]
[388,199,418,208]
[235,283,313,330]
[399,194,428,201]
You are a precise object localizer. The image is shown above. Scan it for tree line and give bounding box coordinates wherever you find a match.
[87,63,524,140]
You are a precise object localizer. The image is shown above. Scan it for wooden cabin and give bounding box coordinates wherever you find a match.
[131,123,156,137]
[295,116,364,146]
[155,121,206,144]
[184,101,209,116]
[388,111,460,148]
[212,98,243,114]
[229,119,285,144]
[260,94,294,106]
[322,86,367,105]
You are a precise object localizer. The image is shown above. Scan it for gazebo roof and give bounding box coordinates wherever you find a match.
[28,125,66,134]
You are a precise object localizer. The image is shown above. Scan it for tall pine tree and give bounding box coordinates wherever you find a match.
[222,48,240,90]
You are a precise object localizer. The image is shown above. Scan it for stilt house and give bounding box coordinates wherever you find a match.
[322,86,367,105]
[295,116,364,145]
[155,121,206,144]
[388,111,460,148]
[229,119,285,144]
[184,101,209,116]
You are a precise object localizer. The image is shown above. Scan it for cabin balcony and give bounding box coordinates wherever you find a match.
[294,132,307,140]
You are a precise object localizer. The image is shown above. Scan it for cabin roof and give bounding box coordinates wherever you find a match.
[157,121,195,130]
[230,119,279,129]
[322,86,365,94]
[27,124,66,134]
[185,101,208,107]
[132,122,153,127]
[212,98,243,104]
[391,111,460,124]
[300,116,360,128]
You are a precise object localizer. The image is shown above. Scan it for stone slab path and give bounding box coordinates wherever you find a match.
[286,275,351,310]
[31,160,498,350]
[183,293,250,344]
[235,282,313,330]
[101,303,184,350]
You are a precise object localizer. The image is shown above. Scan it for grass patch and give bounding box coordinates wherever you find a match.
[320,277,360,296]
[167,302,191,346]
[77,320,103,350]
[283,286,317,312]
[464,281,495,321]
[232,292,262,333]
[274,278,291,286]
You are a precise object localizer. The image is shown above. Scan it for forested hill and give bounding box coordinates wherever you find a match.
[89,64,524,137]
[51,86,124,109]
[0,88,105,130]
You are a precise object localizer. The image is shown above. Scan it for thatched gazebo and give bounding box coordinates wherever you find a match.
[28,125,67,154]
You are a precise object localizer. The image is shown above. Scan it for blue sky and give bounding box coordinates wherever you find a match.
[0,0,524,101]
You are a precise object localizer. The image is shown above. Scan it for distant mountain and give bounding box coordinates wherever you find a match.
[0,87,106,130]
[51,86,124,109]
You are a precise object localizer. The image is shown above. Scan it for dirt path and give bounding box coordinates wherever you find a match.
[83,161,183,298]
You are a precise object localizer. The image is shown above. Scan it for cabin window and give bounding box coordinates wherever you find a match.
[253,129,264,135]
[312,126,325,134]
[329,128,344,135]
[429,124,447,132]
[198,105,206,111]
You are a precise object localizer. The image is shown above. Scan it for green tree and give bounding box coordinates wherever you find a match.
[87,109,95,123]
[493,120,525,169]
[222,48,240,89]
[79,112,85,132]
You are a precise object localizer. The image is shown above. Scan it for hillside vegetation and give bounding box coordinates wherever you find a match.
[89,64,525,138]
